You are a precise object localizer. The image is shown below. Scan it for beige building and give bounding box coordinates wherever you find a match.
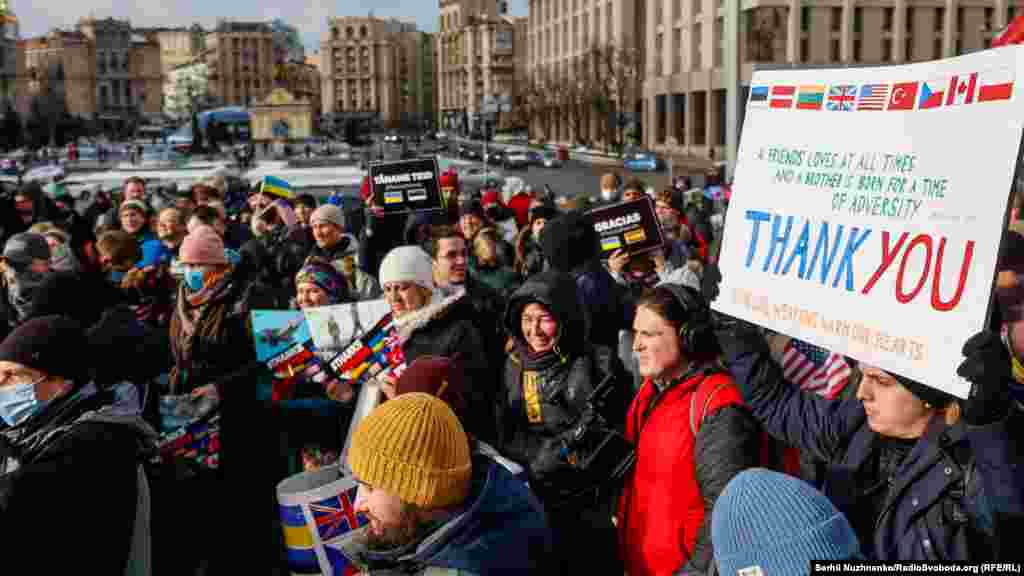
[525,0,645,144]
[17,31,96,119]
[139,25,206,76]
[250,87,313,140]
[279,59,322,118]
[643,0,1019,162]
[0,0,17,107]
[437,0,519,133]
[320,16,422,129]
[204,20,275,107]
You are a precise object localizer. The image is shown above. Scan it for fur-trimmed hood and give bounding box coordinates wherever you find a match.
[393,288,468,343]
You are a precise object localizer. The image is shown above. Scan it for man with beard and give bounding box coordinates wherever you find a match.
[0,234,51,341]
[340,393,553,574]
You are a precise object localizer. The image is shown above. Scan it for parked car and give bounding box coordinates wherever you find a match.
[485,149,505,166]
[435,131,449,140]
[383,132,401,143]
[457,166,504,192]
[459,144,482,160]
[623,148,665,172]
[541,150,563,168]
[0,158,17,175]
[526,150,544,166]
[503,147,530,170]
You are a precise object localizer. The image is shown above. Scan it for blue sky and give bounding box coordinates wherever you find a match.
[16,0,527,53]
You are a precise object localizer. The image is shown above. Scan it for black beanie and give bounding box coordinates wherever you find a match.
[0,315,87,382]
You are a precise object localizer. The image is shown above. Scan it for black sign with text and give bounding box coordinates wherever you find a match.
[368,157,445,214]
[587,197,664,258]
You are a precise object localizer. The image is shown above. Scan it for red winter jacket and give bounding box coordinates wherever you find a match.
[618,368,757,576]
[507,193,533,229]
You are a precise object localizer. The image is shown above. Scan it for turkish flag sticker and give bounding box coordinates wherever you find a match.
[888,82,920,110]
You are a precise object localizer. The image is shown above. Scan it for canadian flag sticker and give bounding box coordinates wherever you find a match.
[945,73,978,106]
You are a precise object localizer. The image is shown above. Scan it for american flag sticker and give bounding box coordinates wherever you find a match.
[857,84,890,110]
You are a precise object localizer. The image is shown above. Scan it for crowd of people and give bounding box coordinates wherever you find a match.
[0,165,1020,576]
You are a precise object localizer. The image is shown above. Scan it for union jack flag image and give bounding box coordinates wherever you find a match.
[782,339,852,400]
[310,487,366,543]
[826,85,857,111]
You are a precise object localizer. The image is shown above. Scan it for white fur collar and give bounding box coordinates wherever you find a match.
[393,288,466,342]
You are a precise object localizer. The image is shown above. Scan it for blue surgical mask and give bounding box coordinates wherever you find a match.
[0,375,45,428]
[183,267,206,292]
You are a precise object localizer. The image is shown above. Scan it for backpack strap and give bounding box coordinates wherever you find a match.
[689,375,743,436]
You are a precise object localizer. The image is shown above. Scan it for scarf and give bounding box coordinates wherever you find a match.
[4,269,48,325]
[168,270,234,394]
[514,338,566,373]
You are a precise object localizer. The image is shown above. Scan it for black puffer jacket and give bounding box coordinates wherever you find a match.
[500,270,631,504]
[395,290,496,444]
[539,211,634,350]
[239,225,309,308]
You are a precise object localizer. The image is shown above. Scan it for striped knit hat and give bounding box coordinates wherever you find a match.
[347,393,472,509]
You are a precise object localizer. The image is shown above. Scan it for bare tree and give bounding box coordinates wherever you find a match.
[590,41,641,155]
[747,7,785,62]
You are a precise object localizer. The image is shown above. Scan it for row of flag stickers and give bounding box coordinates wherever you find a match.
[750,69,1014,111]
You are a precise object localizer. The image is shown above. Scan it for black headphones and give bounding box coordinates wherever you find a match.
[659,283,715,357]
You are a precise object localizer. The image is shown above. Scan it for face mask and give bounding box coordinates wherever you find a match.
[600,189,616,202]
[0,375,45,427]
[183,267,206,292]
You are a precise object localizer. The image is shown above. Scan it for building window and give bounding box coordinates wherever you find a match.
[1010,6,1016,25]
[802,7,810,32]
[832,7,842,32]
[674,28,682,73]
[882,38,891,61]
[936,7,945,31]
[360,26,368,38]
[715,18,724,66]
[985,7,994,31]
[693,23,702,68]
[831,38,841,61]
[695,0,702,17]
[854,38,862,61]
[905,36,913,60]
[655,33,663,75]
[883,8,893,32]
[907,8,915,33]
[935,35,943,58]
[801,37,809,61]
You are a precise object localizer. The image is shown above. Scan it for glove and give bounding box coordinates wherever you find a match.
[956,331,1012,426]
[712,310,767,362]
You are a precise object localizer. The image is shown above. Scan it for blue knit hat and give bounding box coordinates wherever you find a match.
[712,469,861,576]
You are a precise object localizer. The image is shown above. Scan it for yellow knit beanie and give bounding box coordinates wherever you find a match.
[347,393,473,509]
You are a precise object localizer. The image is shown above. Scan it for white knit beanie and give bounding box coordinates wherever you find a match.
[379,246,435,291]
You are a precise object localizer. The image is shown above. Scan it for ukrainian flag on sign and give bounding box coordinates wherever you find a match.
[384,190,404,205]
[280,504,320,574]
[262,175,295,200]
[601,236,622,252]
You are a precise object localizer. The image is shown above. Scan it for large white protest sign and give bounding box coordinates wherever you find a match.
[714,47,1024,398]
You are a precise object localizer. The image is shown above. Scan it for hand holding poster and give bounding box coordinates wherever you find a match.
[368,157,445,214]
[714,47,1024,398]
[587,197,665,258]
[251,310,333,401]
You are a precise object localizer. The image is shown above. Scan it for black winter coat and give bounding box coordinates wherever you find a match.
[539,211,634,350]
[239,226,309,308]
[395,290,497,445]
[500,270,631,504]
[721,325,1024,561]
[0,385,156,575]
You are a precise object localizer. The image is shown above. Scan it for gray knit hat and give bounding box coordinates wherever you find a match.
[713,469,862,575]
[310,204,345,230]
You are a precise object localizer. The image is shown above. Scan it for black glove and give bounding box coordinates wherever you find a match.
[701,261,723,303]
[956,331,1012,426]
[711,310,768,362]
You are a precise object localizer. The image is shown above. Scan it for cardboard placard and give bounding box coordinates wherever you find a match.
[713,47,1024,398]
[587,197,665,258]
[368,157,445,214]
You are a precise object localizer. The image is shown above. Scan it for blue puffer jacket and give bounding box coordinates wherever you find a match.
[341,454,554,575]
[722,330,1024,561]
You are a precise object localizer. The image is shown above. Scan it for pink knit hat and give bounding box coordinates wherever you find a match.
[179,225,228,266]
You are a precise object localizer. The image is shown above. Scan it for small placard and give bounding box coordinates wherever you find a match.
[368,157,445,214]
[587,197,665,258]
